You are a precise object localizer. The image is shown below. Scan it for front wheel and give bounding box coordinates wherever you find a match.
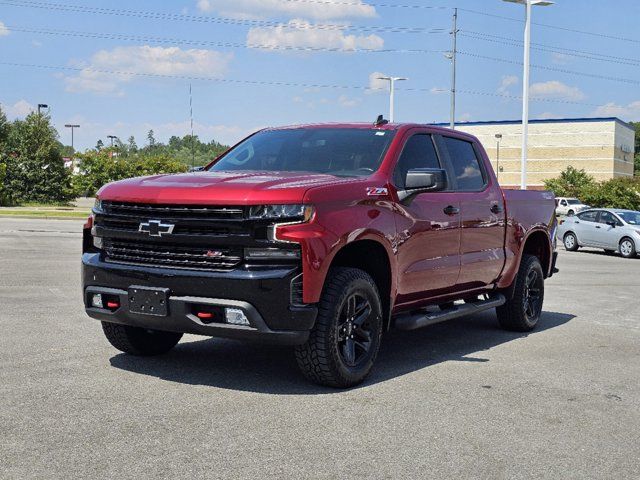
[619,238,637,258]
[563,232,579,251]
[295,267,383,388]
[101,322,183,356]
[497,254,544,332]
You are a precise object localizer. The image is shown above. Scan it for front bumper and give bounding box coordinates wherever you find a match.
[82,253,317,345]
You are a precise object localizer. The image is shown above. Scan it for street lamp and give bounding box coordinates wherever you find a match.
[65,124,80,153]
[107,135,118,147]
[377,76,408,123]
[503,0,553,190]
[37,104,49,115]
[495,134,503,181]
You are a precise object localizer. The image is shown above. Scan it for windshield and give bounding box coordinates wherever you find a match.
[208,128,396,177]
[617,211,640,225]
[567,199,582,205]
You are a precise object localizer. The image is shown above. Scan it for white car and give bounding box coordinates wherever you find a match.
[557,208,640,258]
[555,197,589,216]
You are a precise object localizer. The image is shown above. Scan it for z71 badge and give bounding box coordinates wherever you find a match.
[366,187,388,196]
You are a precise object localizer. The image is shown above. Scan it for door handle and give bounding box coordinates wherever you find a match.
[595,225,601,229]
[443,205,460,216]
[490,204,503,214]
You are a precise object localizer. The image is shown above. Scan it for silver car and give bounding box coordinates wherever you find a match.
[557,208,640,258]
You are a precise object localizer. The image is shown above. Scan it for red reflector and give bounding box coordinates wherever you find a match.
[196,312,213,319]
[106,301,120,309]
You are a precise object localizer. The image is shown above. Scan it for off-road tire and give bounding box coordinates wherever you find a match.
[101,322,183,356]
[619,237,637,259]
[295,267,383,388]
[563,232,579,251]
[497,254,544,332]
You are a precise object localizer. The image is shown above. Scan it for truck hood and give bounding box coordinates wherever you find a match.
[97,170,355,205]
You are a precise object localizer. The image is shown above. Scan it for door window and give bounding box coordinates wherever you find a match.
[577,211,598,222]
[560,200,567,206]
[393,134,440,188]
[598,211,622,226]
[442,137,486,191]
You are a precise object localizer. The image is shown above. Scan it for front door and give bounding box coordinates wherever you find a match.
[392,131,461,307]
[593,210,621,248]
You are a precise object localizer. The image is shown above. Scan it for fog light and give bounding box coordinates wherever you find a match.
[93,236,103,249]
[91,293,103,308]
[225,308,250,326]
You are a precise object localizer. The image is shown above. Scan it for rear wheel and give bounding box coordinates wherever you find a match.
[619,237,637,259]
[101,322,183,356]
[295,267,383,388]
[567,209,575,216]
[497,254,544,332]
[563,232,579,251]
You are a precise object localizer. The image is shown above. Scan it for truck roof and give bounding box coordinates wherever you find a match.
[261,122,478,140]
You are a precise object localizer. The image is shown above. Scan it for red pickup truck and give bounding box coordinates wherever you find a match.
[82,122,557,387]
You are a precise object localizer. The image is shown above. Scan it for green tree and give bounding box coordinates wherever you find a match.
[4,112,75,203]
[0,107,8,204]
[95,139,104,151]
[543,166,596,198]
[127,135,138,153]
[581,177,640,210]
[147,129,156,148]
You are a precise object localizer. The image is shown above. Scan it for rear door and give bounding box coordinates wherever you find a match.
[438,135,506,289]
[574,210,600,246]
[392,129,461,306]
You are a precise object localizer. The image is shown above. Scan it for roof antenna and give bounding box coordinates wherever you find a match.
[374,114,389,126]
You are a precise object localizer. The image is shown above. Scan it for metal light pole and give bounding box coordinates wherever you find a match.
[495,133,503,181]
[503,0,553,190]
[37,104,49,115]
[65,124,80,153]
[377,76,408,123]
[107,135,118,147]
[448,8,458,129]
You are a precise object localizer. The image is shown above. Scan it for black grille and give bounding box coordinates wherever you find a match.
[102,201,244,220]
[104,239,242,271]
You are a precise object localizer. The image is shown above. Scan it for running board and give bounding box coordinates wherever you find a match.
[393,294,506,331]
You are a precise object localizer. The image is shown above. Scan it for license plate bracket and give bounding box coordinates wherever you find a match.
[128,286,169,316]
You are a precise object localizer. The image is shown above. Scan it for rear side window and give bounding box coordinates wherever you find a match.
[443,137,485,191]
[577,211,598,222]
[394,134,440,187]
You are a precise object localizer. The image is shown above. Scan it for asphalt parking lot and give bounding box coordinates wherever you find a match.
[1,217,639,479]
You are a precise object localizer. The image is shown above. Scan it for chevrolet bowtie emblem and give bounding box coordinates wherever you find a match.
[139,220,175,237]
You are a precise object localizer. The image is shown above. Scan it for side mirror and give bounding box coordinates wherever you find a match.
[189,166,204,172]
[606,221,617,228]
[399,168,447,203]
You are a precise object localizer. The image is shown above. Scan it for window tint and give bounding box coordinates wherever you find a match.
[598,211,622,226]
[394,134,440,187]
[577,211,598,222]
[443,137,485,191]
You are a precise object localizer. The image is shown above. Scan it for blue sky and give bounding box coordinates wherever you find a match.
[1,0,639,150]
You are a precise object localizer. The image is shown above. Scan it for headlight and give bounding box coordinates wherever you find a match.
[93,198,103,213]
[248,204,314,221]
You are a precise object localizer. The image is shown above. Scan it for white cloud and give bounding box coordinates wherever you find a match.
[64,45,233,96]
[367,71,389,94]
[592,100,640,120]
[1,99,34,118]
[458,112,472,122]
[529,80,585,101]
[246,19,383,52]
[497,75,518,95]
[551,52,570,65]
[0,21,9,37]
[196,0,376,21]
[338,95,360,107]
